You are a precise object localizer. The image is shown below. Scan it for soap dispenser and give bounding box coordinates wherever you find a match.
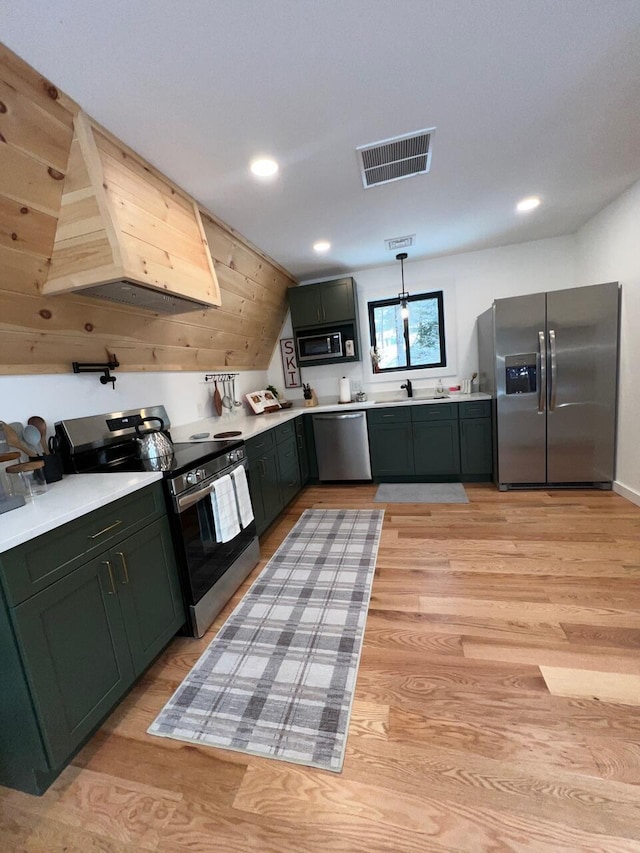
[435,379,446,398]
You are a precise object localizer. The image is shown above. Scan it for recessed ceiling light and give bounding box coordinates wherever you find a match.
[313,241,331,253]
[516,195,541,212]
[250,158,279,177]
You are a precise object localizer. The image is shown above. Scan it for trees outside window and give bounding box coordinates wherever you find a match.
[368,291,446,372]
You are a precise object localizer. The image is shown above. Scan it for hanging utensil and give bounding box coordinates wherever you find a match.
[28,416,49,455]
[232,376,242,407]
[213,380,223,416]
[221,378,233,410]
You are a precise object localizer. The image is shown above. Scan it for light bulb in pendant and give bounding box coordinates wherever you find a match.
[401,301,409,319]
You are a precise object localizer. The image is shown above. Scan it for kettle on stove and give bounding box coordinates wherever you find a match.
[135,417,173,464]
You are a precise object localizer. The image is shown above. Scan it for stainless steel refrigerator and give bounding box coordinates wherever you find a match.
[477,282,619,490]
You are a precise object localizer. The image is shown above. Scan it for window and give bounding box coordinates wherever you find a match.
[368,291,446,372]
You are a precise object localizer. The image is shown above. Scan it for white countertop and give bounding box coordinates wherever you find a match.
[171,392,492,443]
[0,472,162,554]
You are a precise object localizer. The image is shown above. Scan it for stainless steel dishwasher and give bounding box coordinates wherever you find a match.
[312,411,372,481]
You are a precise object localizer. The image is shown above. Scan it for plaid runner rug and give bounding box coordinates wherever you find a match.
[148,508,384,772]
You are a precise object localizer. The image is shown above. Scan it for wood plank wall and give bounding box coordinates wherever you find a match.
[0,43,295,374]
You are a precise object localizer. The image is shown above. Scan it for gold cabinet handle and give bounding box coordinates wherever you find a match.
[89,520,122,539]
[102,560,116,594]
[116,551,129,584]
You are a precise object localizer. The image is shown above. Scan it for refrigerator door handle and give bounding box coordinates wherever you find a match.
[548,329,557,412]
[538,330,546,414]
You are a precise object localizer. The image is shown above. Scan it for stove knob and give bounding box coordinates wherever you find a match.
[186,471,199,486]
[197,468,206,480]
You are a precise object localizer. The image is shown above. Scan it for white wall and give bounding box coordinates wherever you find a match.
[575,179,640,503]
[0,369,268,436]
[269,235,575,401]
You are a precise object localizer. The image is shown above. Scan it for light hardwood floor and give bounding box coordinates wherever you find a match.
[2,484,640,852]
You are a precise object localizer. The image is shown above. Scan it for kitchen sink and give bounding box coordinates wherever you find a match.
[375,395,450,404]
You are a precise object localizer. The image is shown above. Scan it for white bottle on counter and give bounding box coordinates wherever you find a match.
[339,376,351,403]
[435,379,447,398]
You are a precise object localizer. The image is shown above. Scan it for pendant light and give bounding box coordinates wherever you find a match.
[396,252,409,319]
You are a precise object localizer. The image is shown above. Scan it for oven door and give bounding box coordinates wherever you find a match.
[172,467,257,607]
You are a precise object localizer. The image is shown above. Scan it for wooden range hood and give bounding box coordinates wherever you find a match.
[44,111,221,313]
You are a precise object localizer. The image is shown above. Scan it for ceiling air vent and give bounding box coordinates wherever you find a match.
[385,235,415,251]
[357,128,434,188]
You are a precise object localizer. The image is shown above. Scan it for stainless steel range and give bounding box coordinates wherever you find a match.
[55,405,260,637]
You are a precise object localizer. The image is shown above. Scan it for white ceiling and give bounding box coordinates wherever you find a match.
[4,0,640,280]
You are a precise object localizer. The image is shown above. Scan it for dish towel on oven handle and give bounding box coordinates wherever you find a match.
[210,474,241,543]
[231,465,255,528]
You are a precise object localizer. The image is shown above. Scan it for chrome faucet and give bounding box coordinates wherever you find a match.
[400,379,413,398]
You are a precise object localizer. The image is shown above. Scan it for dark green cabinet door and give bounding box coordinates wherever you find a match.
[278,435,301,506]
[320,278,356,323]
[247,459,268,535]
[460,418,492,475]
[295,417,309,485]
[114,519,185,676]
[261,448,282,532]
[288,286,322,327]
[413,420,461,476]
[304,414,318,480]
[288,278,356,328]
[12,555,134,768]
[249,447,282,536]
[369,423,414,476]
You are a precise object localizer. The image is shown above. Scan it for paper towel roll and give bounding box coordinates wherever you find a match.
[339,376,351,403]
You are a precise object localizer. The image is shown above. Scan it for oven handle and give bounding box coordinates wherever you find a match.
[177,482,215,513]
[175,459,249,514]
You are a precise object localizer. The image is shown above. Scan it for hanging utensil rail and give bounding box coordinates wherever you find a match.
[204,373,239,383]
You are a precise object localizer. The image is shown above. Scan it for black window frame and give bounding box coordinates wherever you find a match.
[368,290,447,373]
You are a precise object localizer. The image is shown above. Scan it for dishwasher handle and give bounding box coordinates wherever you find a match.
[313,412,365,420]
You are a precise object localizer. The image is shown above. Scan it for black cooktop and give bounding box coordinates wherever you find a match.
[165,439,244,474]
[67,438,244,478]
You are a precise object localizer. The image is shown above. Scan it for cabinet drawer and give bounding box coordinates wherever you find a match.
[459,400,491,419]
[411,403,458,422]
[368,406,411,425]
[245,430,275,458]
[0,483,165,606]
[274,420,295,444]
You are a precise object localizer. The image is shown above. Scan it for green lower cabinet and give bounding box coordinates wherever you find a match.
[460,417,492,477]
[278,436,301,507]
[413,420,460,476]
[115,518,185,676]
[1,487,185,793]
[247,446,281,536]
[295,417,310,485]
[369,422,414,476]
[13,553,135,768]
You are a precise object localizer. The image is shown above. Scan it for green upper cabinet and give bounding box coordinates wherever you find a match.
[288,278,356,328]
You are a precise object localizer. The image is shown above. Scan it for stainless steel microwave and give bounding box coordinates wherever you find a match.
[297,331,343,361]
